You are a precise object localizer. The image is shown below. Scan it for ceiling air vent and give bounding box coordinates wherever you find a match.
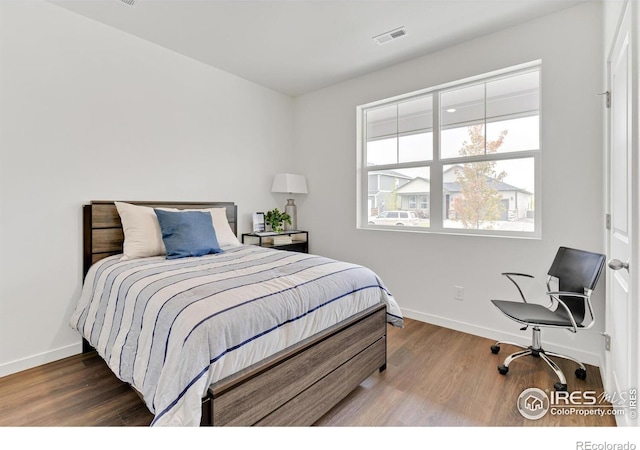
[119,0,136,6]
[373,27,407,45]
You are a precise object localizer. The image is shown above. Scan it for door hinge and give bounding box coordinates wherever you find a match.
[606,213,611,230]
[601,332,611,351]
[599,91,611,108]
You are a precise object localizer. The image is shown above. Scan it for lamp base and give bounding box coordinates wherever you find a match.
[284,198,297,231]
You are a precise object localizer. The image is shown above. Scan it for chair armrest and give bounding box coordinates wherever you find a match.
[501,272,534,278]
[546,291,588,299]
[546,291,592,332]
[502,273,534,303]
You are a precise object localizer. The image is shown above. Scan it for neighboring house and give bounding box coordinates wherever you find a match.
[368,170,412,215]
[385,167,533,222]
[443,166,534,221]
[395,177,431,218]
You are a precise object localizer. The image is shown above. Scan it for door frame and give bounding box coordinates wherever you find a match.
[604,0,639,427]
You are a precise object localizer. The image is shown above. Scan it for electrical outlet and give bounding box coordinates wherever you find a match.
[454,286,464,301]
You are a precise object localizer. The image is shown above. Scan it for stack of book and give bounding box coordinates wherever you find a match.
[272,235,293,246]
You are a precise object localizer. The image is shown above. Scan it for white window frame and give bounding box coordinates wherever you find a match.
[356,61,542,238]
[420,195,429,210]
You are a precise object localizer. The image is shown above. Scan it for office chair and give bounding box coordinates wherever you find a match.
[490,246,606,391]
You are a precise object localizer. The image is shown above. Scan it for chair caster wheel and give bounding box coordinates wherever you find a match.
[575,368,587,380]
[490,345,500,354]
[498,365,509,375]
[554,382,568,391]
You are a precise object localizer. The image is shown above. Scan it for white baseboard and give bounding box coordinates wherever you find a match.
[0,342,82,378]
[401,307,602,367]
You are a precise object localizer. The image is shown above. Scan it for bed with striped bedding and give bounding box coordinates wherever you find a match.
[70,244,403,426]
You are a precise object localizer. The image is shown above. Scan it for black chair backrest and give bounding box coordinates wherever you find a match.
[547,247,606,324]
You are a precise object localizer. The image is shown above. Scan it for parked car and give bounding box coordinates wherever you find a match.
[368,210,420,226]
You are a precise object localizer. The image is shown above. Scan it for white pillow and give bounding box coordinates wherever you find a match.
[114,202,165,260]
[207,207,241,247]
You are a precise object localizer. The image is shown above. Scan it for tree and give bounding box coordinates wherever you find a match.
[384,190,400,211]
[451,125,508,229]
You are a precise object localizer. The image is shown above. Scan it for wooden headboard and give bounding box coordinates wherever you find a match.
[83,200,237,277]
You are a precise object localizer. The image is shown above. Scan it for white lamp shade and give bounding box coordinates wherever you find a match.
[271,173,308,195]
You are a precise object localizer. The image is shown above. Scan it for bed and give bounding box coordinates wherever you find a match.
[71,200,403,426]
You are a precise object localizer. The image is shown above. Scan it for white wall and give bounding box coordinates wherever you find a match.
[604,0,627,53]
[294,2,606,365]
[0,1,295,376]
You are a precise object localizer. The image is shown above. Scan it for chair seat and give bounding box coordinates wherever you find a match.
[491,299,581,327]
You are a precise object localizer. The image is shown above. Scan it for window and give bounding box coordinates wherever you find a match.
[358,62,540,237]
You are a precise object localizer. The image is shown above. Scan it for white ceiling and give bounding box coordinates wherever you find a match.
[50,0,586,96]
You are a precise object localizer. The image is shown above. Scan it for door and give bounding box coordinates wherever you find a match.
[605,2,638,427]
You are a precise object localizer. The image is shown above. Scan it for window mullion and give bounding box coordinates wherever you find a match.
[441,149,539,166]
[395,105,400,164]
[430,91,443,231]
[484,83,488,156]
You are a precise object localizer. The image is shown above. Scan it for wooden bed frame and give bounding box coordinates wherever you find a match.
[82,200,387,426]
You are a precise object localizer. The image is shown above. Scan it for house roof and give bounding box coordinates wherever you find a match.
[443,165,533,194]
[395,177,431,195]
[444,179,532,194]
[374,170,413,180]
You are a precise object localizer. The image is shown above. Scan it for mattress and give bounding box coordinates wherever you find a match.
[70,245,403,426]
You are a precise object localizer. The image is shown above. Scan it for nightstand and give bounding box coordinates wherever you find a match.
[242,231,309,253]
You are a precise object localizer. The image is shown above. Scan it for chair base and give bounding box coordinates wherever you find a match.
[491,327,587,391]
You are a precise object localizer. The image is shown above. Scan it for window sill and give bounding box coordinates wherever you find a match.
[358,224,541,240]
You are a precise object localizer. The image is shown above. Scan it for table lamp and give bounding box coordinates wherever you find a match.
[271,173,308,231]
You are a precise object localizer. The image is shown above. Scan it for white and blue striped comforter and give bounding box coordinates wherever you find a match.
[70,245,403,426]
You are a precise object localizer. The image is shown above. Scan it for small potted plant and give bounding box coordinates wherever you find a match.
[265,208,291,233]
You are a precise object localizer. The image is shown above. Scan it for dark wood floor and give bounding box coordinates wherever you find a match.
[0,318,616,427]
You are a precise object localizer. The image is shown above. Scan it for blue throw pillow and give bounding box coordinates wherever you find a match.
[154,209,223,259]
